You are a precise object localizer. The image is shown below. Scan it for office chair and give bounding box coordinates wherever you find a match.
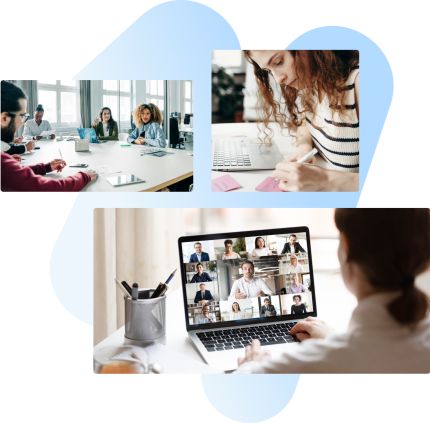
[184,114,191,125]
[169,117,185,149]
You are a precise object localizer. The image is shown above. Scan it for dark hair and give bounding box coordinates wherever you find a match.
[35,104,44,112]
[99,106,115,127]
[334,209,430,326]
[232,302,241,311]
[194,242,202,247]
[255,236,265,248]
[293,295,302,301]
[196,262,203,268]
[224,239,233,247]
[244,50,359,139]
[1,81,26,113]
[241,260,254,269]
[289,234,297,240]
[264,297,270,303]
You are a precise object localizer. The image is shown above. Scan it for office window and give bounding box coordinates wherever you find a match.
[146,80,165,114]
[37,80,79,127]
[102,81,134,130]
[184,81,192,114]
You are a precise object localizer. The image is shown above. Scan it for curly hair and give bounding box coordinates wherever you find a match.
[244,50,359,142]
[132,103,163,127]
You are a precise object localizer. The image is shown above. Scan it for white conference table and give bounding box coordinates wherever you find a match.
[22,138,193,192]
[211,122,327,191]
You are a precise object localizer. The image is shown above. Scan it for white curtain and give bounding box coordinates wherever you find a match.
[93,208,185,345]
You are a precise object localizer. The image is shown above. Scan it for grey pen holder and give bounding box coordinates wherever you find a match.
[124,289,166,343]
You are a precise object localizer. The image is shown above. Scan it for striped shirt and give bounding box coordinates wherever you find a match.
[299,67,359,172]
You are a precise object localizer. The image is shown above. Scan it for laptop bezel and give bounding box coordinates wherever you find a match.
[178,226,317,332]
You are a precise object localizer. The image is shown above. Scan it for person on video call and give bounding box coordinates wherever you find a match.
[260,297,277,317]
[191,264,213,284]
[236,209,430,373]
[291,295,307,315]
[1,81,97,192]
[230,302,244,320]
[193,283,214,305]
[281,234,306,255]
[287,255,305,274]
[229,260,273,299]
[251,237,270,258]
[189,242,210,263]
[23,104,55,140]
[195,304,215,324]
[222,239,241,259]
[286,274,307,294]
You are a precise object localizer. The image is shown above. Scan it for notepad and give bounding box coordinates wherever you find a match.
[212,174,241,192]
[255,177,284,192]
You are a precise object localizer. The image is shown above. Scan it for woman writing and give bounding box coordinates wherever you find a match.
[92,107,118,141]
[244,50,359,192]
[237,209,430,373]
[128,103,166,148]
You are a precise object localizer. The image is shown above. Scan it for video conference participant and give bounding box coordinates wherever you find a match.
[291,295,307,315]
[193,283,214,305]
[230,302,244,320]
[23,104,55,140]
[191,264,213,284]
[236,209,430,373]
[128,103,166,147]
[189,242,210,263]
[1,81,97,191]
[287,255,304,274]
[195,305,215,324]
[222,239,241,259]
[251,237,270,258]
[245,50,359,192]
[281,234,306,255]
[260,298,277,317]
[229,260,273,300]
[92,107,119,141]
[286,274,307,294]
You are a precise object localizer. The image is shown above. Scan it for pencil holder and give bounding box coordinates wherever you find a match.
[124,289,166,343]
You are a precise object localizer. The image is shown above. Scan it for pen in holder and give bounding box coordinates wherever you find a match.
[124,289,166,344]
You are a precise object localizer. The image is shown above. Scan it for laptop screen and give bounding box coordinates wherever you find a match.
[178,226,317,330]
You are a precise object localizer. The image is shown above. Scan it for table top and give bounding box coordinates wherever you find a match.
[21,139,193,192]
[211,122,328,192]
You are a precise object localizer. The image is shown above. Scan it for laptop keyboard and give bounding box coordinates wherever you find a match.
[197,322,298,352]
[212,140,252,168]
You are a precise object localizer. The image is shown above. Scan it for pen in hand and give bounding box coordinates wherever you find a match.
[297,147,318,164]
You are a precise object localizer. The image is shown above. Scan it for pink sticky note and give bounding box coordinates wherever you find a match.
[212,174,241,192]
[255,177,284,192]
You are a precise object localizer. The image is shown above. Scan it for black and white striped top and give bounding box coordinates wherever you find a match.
[299,67,359,173]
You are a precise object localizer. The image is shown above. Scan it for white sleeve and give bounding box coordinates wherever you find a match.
[46,121,52,131]
[259,279,273,295]
[229,280,239,299]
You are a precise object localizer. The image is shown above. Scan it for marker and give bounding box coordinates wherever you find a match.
[132,283,139,300]
[120,144,131,147]
[115,278,131,298]
[297,147,318,164]
[121,281,133,296]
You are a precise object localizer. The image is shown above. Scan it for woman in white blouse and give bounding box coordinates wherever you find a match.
[237,209,430,373]
[251,236,269,257]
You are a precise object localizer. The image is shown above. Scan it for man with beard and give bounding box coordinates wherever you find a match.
[1,81,97,191]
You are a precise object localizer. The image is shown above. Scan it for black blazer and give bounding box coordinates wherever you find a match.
[281,242,306,255]
[194,290,214,303]
[93,121,119,140]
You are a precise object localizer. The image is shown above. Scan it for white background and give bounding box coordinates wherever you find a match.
[1,1,429,422]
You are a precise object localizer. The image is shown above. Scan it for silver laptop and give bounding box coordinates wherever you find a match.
[178,226,317,371]
[212,137,283,171]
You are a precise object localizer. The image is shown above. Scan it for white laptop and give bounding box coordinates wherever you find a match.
[212,137,283,171]
[178,226,317,371]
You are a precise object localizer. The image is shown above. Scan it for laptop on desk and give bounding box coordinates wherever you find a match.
[178,226,317,371]
[212,137,283,171]
[77,127,99,143]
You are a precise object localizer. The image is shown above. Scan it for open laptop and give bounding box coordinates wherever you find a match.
[212,137,283,171]
[178,226,317,371]
[77,127,99,143]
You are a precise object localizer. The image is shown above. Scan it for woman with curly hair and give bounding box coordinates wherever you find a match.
[128,103,166,147]
[244,50,359,191]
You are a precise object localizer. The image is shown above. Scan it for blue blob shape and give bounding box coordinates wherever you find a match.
[202,374,300,422]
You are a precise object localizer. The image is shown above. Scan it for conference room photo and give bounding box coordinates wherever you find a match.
[211,50,359,192]
[1,80,193,192]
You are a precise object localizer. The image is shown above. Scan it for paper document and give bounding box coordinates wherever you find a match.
[40,130,55,137]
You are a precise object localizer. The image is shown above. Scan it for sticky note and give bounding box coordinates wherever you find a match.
[212,174,241,192]
[255,177,284,192]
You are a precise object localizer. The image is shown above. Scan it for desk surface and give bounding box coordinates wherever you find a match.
[211,122,329,192]
[22,139,193,192]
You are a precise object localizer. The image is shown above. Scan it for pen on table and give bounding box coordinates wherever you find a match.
[297,147,318,164]
[151,268,177,298]
[132,283,139,300]
[59,147,63,160]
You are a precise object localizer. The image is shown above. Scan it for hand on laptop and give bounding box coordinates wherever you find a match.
[289,317,331,341]
[237,340,271,367]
